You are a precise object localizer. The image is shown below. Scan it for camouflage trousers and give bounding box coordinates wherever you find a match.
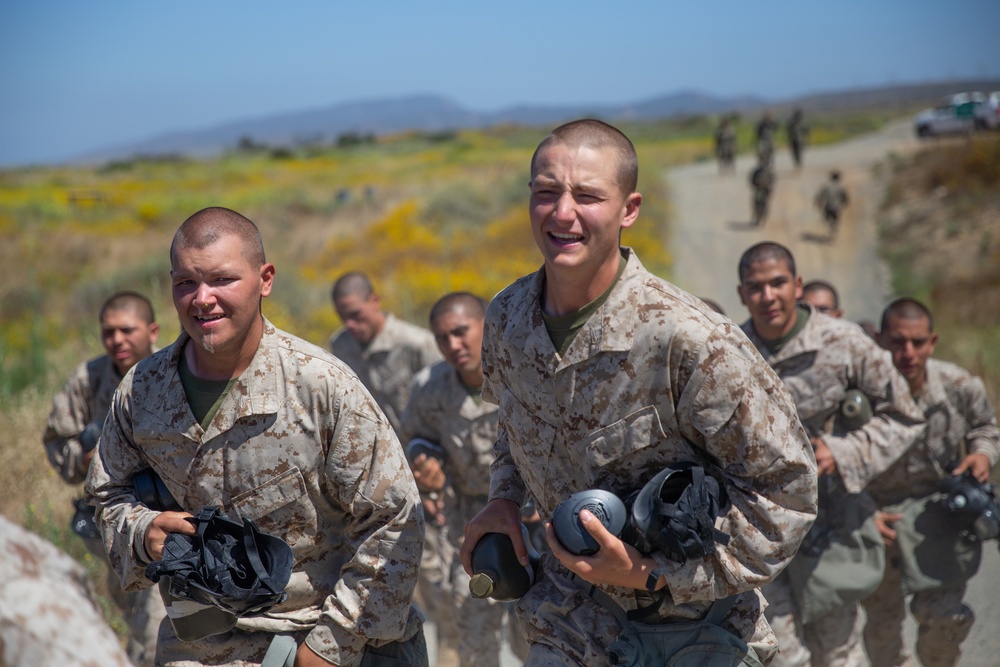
[514,555,775,666]
[413,516,459,662]
[85,534,166,667]
[155,624,429,666]
[762,572,867,667]
[861,543,973,667]
[449,557,528,667]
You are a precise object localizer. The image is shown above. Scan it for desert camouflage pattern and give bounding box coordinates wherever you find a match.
[741,305,924,667]
[867,357,1000,506]
[482,249,818,664]
[401,361,516,667]
[0,514,132,667]
[42,352,165,666]
[87,319,425,667]
[329,313,442,435]
[863,358,998,667]
[740,306,925,494]
[43,354,120,484]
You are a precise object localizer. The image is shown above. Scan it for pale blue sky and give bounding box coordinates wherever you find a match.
[2,0,998,166]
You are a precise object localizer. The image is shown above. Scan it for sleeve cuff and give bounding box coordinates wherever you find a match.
[305,620,369,667]
[822,434,867,494]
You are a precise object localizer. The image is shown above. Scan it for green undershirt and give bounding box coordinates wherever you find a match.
[763,305,810,356]
[543,255,626,356]
[178,351,237,430]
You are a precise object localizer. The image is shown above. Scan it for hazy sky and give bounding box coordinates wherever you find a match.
[2,0,998,166]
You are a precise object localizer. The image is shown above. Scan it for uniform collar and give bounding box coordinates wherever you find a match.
[503,248,639,372]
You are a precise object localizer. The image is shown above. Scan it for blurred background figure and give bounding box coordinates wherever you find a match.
[750,158,776,226]
[815,170,850,237]
[715,115,737,173]
[802,280,843,318]
[755,111,778,165]
[786,107,809,168]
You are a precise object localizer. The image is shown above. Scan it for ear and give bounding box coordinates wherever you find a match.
[737,284,748,307]
[620,192,642,230]
[259,263,276,298]
[928,332,939,355]
[793,275,804,300]
[149,322,160,345]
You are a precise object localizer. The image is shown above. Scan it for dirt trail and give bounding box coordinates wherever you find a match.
[666,121,1000,666]
[667,119,918,323]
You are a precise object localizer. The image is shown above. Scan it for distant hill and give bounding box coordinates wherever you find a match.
[74,79,1000,164]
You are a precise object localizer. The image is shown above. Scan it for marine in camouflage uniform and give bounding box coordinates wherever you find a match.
[737,243,924,667]
[87,208,426,667]
[863,299,1000,667]
[401,293,529,667]
[814,171,849,236]
[715,116,737,173]
[786,109,807,168]
[42,292,165,667]
[0,514,132,667]
[327,273,454,663]
[459,119,817,667]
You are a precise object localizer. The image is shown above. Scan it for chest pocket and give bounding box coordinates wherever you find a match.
[229,467,312,546]
[583,405,669,488]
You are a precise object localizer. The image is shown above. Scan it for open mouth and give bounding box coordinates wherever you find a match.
[549,231,584,246]
[194,314,224,324]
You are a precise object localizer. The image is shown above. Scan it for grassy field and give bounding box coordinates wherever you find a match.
[0,109,911,639]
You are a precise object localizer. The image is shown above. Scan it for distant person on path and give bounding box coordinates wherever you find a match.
[42,290,164,667]
[0,514,133,667]
[863,298,1000,667]
[755,111,778,165]
[401,292,528,667]
[802,280,843,318]
[736,242,924,667]
[87,207,427,667]
[814,171,849,237]
[786,108,808,168]
[715,116,737,173]
[460,118,817,665]
[750,160,776,226]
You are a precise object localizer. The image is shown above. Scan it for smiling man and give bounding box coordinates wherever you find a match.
[87,207,427,667]
[737,241,924,667]
[459,120,818,666]
[43,290,162,667]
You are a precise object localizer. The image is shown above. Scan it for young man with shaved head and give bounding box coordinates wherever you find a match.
[43,290,162,667]
[862,298,1000,667]
[400,292,528,667]
[801,280,843,319]
[87,207,427,667]
[328,271,442,436]
[736,241,924,667]
[460,120,818,666]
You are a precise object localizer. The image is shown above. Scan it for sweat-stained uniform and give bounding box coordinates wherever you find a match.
[42,354,165,667]
[86,319,426,667]
[741,306,925,667]
[0,514,132,667]
[329,313,442,436]
[483,249,818,666]
[863,358,1000,667]
[401,361,525,667]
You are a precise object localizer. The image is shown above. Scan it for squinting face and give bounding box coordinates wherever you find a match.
[431,308,484,379]
[171,234,273,359]
[879,315,937,390]
[101,309,158,375]
[529,143,640,278]
[738,258,803,340]
[334,293,384,345]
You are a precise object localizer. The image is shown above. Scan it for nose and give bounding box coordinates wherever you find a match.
[112,329,127,345]
[761,285,775,301]
[194,284,213,309]
[444,334,462,353]
[553,192,576,223]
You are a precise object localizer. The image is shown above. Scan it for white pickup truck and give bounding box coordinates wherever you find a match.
[913,92,999,137]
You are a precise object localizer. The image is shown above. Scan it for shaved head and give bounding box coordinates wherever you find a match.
[880,298,934,332]
[99,291,156,325]
[331,272,375,302]
[429,292,488,326]
[531,119,638,196]
[170,207,266,268]
[738,242,797,283]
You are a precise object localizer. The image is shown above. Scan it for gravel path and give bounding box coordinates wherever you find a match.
[666,120,1000,666]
